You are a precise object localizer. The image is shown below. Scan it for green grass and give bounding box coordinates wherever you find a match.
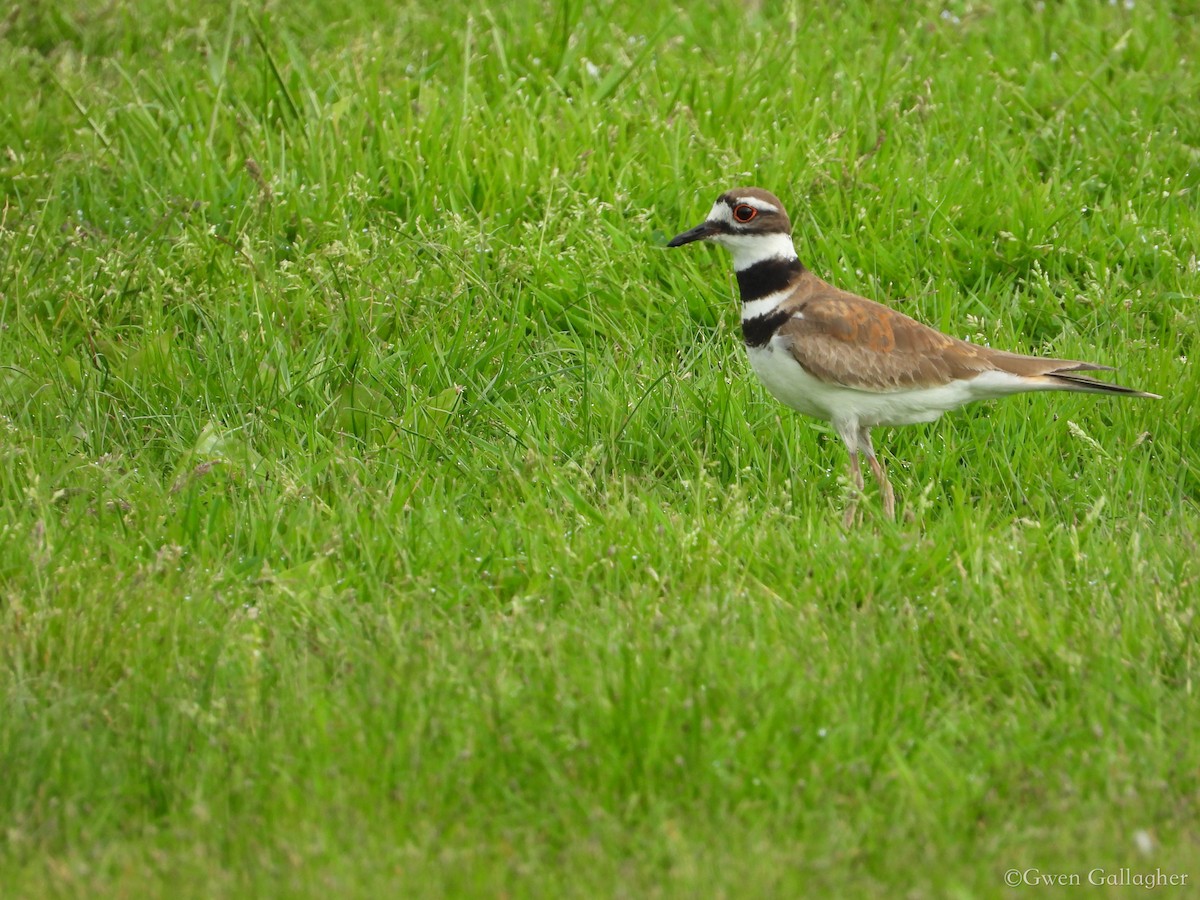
[2,0,1198,895]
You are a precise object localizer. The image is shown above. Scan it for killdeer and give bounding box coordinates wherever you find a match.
[667,187,1159,523]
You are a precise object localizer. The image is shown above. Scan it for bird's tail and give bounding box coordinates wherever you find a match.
[1043,370,1161,399]
[983,349,1160,399]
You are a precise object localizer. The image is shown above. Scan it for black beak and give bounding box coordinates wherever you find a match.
[667,222,717,247]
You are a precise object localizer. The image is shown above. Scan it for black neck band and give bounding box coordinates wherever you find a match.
[735,256,805,302]
[741,309,791,348]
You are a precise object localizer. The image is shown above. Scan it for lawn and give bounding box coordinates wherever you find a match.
[2,0,1198,896]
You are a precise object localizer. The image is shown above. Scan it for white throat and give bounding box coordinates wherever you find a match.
[715,231,798,272]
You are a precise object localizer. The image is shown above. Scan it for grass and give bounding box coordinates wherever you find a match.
[2,0,1198,895]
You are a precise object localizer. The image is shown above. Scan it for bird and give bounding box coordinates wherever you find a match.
[666,187,1159,524]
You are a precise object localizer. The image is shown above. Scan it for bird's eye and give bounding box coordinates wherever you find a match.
[733,204,758,223]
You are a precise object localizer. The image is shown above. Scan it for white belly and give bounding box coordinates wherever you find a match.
[745,340,1029,428]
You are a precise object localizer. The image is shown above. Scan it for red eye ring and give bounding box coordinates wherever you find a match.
[733,204,758,223]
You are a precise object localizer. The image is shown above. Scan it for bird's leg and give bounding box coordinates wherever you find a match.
[865,454,895,521]
[836,422,866,528]
[842,450,864,529]
[858,427,895,521]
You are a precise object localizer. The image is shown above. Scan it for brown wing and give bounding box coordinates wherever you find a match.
[775,274,1116,392]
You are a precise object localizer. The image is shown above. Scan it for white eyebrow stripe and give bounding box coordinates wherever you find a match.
[733,196,780,214]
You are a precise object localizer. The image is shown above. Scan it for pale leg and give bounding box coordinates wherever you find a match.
[858,426,895,521]
[842,450,864,529]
